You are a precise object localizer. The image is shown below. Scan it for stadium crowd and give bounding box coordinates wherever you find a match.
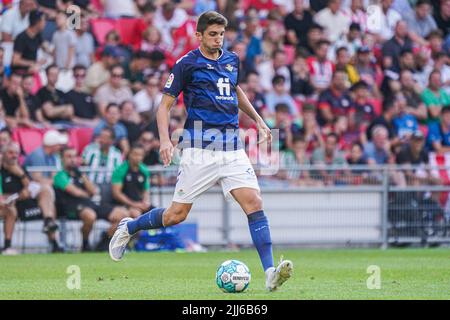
[0,0,449,254]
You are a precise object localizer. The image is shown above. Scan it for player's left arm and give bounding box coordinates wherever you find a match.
[236,85,272,143]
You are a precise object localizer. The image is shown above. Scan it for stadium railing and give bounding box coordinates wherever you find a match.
[1,164,450,252]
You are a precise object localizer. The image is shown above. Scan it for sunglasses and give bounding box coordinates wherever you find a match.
[112,73,123,78]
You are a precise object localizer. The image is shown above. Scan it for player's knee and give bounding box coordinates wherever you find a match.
[246,194,263,213]
[81,209,97,224]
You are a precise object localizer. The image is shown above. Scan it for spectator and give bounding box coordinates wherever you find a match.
[368,0,402,41]
[94,64,133,116]
[94,103,130,155]
[284,0,314,48]
[65,65,99,127]
[154,0,188,51]
[119,100,141,146]
[53,146,128,252]
[12,9,49,73]
[22,73,40,122]
[0,0,36,42]
[300,23,324,56]
[349,81,374,143]
[103,0,138,18]
[354,46,383,96]
[270,103,302,151]
[300,104,324,154]
[0,72,31,128]
[124,51,151,93]
[427,105,450,154]
[335,46,360,85]
[84,45,120,94]
[314,0,351,43]
[112,143,152,218]
[1,142,62,252]
[261,13,286,63]
[36,64,74,125]
[364,126,391,165]
[133,75,163,125]
[366,98,399,143]
[265,75,299,117]
[421,70,450,123]
[331,22,363,61]
[74,15,95,68]
[240,16,262,69]
[399,69,428,123]
[307,40,335,92]
[342,0,368,32]
[317,69,353,126]
[434,0,450,37]
[404,0,438,46]
[382,20,413,72]
[51,11,76,70]
[289,53,314,99]
[141,26,167,54]
[0,128,12,150]
[135,3,157,45]
[101,30,133,65]
[393,92,419,140]
[82,127,122,185]
[139,131,160,166]
[23,130,66,180]
[257,49,291,92]
[347,141,368,165]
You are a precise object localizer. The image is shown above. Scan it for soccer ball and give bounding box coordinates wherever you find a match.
[216,260,251,293]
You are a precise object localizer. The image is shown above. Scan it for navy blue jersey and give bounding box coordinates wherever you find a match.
[163,48,242,150]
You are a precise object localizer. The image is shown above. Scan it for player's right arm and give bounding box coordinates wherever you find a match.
[156,94,176,167]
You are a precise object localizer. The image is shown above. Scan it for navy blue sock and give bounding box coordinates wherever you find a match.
[127,208,165,234]
[247,210,274,272]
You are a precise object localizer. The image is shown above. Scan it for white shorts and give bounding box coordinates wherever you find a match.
[172,148,260,203]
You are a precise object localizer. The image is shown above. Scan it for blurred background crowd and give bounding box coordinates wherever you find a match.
[0,0,448,187]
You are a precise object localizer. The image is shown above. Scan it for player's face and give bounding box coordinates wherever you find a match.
[197,24,225,54]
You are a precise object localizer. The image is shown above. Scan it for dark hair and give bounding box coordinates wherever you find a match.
[316,39,331,49]
[196,11,228,34]
[61,146,76,157]
[416,0,431,7]
[100,127,116,140]
[245,70,259,80]
[119,100,134,111]
[292,134,305,144]
[441,105,450,114]
[383,98,396,112]
[73,64,86,73]
[272,75,285,85]
[45,64,58,75]
[130,143,145,153]
[335,46,348,55]
[275,103,290,113]
[351,80,369,92]
[29,10,44,27]
[105,103,119,113]
[142,2,156,13]
[0,127,12,137]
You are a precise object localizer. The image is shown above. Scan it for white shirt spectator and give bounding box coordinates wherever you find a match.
[367,4,402,41]
[75,31,95,68]
[103,0,137,18]
[52,28,77,70]
[0,5,29,40]
[314,7,351,43]
[154,7,188,50]
[133,89,163,114]
[257,60,291,93]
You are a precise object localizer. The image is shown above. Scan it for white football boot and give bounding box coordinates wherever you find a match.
[1,247,19,256]
[265,256,293,291]
[109,217,134,261]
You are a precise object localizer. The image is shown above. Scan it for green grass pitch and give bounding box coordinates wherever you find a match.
[1,248,449,300]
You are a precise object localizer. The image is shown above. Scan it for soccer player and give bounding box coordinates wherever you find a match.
[109,11,293,291]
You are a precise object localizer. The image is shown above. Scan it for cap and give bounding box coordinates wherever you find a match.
[357,46,371,54]
[43,130,68,146]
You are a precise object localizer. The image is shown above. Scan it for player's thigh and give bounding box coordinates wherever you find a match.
[173,148,220,204]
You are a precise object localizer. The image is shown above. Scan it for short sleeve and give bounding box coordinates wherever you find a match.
[13,33,26,54]
[111,163,128,185]
[162,57,187,98]
[53,171,70,190]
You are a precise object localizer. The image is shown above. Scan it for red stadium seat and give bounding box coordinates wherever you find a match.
[72,127,94,155]
[14,128,44,155]
[90,18,116,46]
[116,18,142,49]
[91,0,104,14]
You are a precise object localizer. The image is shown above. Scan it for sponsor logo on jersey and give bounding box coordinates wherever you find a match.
[165,73,174,88]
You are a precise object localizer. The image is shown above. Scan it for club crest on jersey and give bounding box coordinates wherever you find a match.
[165,73,174,88]
[225,64,234,72]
